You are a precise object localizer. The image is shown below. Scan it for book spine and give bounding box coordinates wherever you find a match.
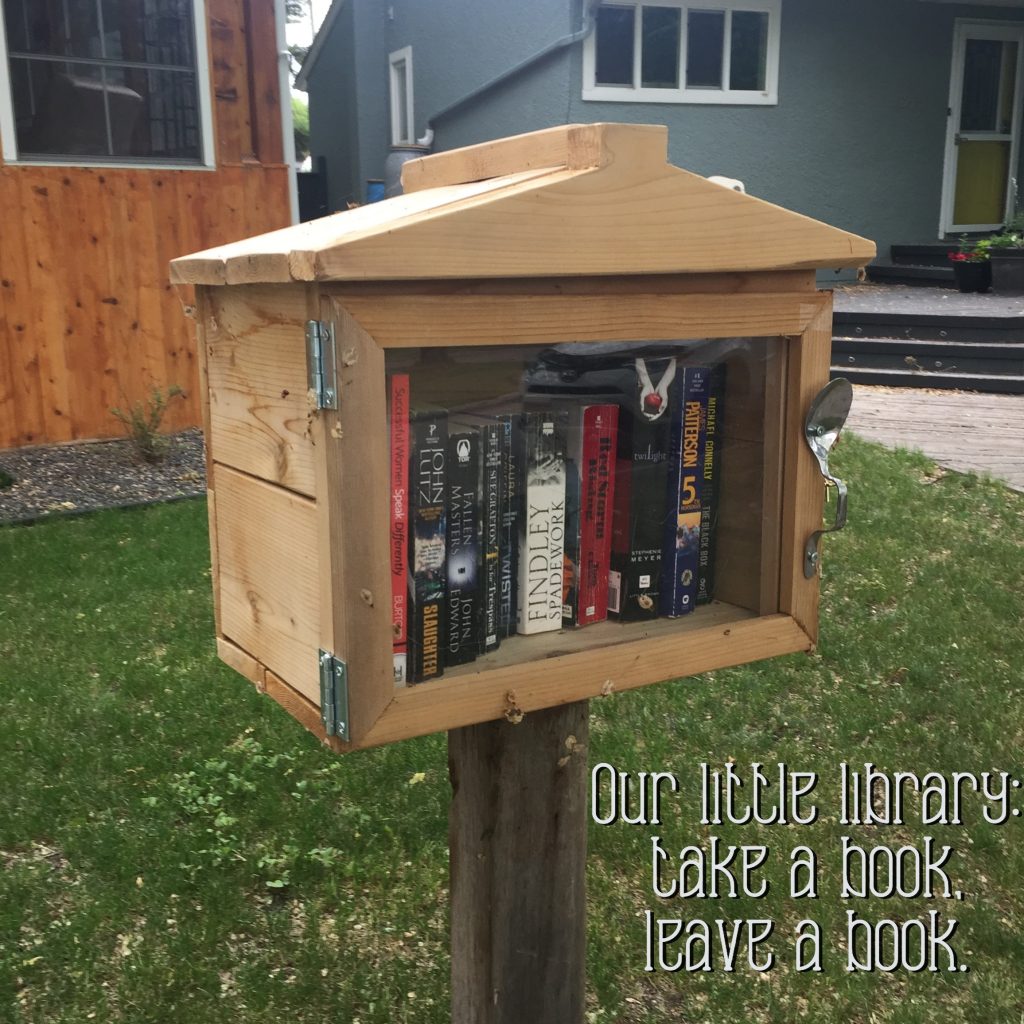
[696,365,726,605]
[446,431,481,667]
[609,357,675,622]
[661,367,710,617]
[481,423,502,652]
[410,415,447,683]
[561,442,581,626]
[578,405,618,626]
[497,414,520,638]
[389,374,410,684]
[517,410,567,635]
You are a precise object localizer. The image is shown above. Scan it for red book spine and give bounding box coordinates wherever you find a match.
[389,374,410,683]
[578,405,618,626]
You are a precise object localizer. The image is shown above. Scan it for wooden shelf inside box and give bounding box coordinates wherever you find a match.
[428,600,757,684]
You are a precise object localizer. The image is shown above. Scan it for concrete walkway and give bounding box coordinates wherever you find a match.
[846,385,1024,492]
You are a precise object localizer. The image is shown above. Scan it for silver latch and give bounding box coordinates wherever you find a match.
[319,649,349,741]
[305,320,338,410]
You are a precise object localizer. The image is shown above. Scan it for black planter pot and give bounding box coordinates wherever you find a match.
[950,259,992,293]
[990,249,1024,294]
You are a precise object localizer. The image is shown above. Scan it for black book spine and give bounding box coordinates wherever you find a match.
[482,423,502,653]
[410,414,447,682]
[446,431,481,667]
[609,357,676,622]
[497,414,521,639]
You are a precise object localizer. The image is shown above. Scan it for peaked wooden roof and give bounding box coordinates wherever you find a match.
[171,123,875,286]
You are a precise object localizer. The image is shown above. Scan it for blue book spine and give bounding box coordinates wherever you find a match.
[696,365,725,605]
[660,366,710,617]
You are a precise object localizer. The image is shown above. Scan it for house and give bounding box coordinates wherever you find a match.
[298,0,1024,278]
[0,1,296,449]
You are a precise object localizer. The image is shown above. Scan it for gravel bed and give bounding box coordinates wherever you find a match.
[0,429,206,526]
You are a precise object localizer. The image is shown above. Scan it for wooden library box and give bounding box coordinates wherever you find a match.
[171,123,875,752]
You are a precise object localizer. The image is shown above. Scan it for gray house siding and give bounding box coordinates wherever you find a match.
[307,0,1024,263]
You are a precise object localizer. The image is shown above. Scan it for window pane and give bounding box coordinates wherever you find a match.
[11,59,111,156]
[641,6,680,89]
[596,5,635,87]
[101,0,195,68]
[3,0,101,58]
[730,10,768,91]
[998,42,1018,134]
[961,39,1004,132]
[109,66,201,159]
[11,58,200,161]
[686,10,724,89]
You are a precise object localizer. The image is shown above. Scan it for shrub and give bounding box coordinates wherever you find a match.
[111,385,185,464]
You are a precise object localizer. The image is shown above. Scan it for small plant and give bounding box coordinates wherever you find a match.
[0,468,13,490]
[987,229,1024,250]
[948,235,989,262]
[111,385,184,463]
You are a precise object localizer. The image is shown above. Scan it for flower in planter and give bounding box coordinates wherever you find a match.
[948,235,990,263]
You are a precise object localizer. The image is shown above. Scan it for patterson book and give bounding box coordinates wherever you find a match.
[517,409,568,635]
[389,374,410,683]
[610,356,676,621]
[563,404,618,627]
[409,413,447,683]
[696,365,725,605]
[446,431,481,667]
[661,366,710,617]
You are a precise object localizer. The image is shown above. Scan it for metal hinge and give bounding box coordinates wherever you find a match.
[305,319,338,410]
[319,649,349,741]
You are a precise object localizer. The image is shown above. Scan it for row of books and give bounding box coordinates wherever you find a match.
[388,356,725,684]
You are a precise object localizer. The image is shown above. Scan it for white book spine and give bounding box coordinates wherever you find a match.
[517,412,567,635]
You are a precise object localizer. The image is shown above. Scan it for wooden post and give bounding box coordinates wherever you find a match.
[448,701,589,1024]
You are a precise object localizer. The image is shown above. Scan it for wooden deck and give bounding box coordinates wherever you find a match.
[846,385,1024,492]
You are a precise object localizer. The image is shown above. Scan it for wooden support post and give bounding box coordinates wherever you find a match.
[449,701,589,1024]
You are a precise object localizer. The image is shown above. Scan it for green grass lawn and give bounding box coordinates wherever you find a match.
[1,434,1023,1024]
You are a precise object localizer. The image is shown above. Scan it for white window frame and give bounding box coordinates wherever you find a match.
[582,0,781,106]
[389,46,415,146]
[939,19,1024,237]
[0,0,216,170]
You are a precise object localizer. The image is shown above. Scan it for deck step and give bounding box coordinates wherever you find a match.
[831,365,1024,394]
[833,311,1024,344]
[890,243,955,268]
[833,336,1024,377]
[866,261,954,286]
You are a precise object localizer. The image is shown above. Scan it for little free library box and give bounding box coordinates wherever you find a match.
[171,123,875,753]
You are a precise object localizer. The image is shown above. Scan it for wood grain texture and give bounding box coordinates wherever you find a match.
[779,301,833,642]
[339,292,825,349]
[216,635,264,688]
[316,301,394,741]
[360,611,811,750]
[204,285,316,495]
[170,168,562,285]
[322,270,818,298]
[449,702,588,1024]
[403,121,666,192]
[172,123,874,285]
[0,164,290,449]
[213,464,320,702]
[229,609,809,752]
[0,0,290,449]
